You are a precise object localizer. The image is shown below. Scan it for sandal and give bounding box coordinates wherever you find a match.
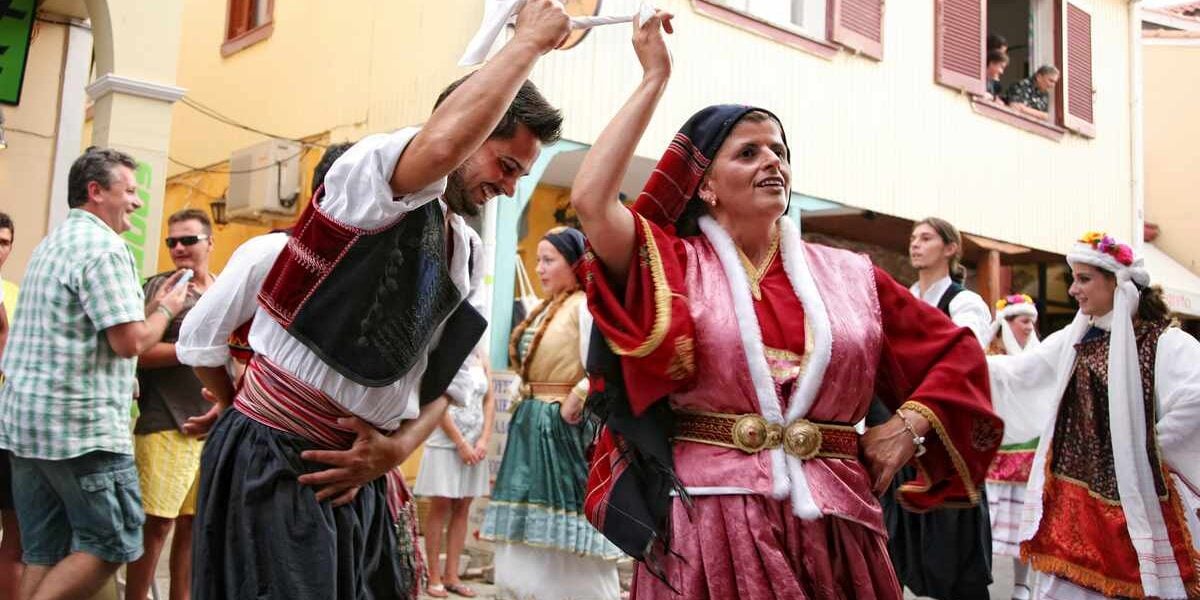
[426,583,450,598]
[444,582,477,598]
[1012,583,1032,600]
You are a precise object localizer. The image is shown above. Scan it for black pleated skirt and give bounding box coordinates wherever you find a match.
[191,408,410,600]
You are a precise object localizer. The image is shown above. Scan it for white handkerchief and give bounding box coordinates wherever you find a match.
[459,1,658,67]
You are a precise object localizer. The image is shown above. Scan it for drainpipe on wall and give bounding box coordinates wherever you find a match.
[1130,0,1145,251]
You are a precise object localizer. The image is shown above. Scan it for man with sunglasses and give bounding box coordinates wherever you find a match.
[175,2,572,597]
[124,208,215,600]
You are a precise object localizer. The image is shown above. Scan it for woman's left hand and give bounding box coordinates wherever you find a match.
[861,413,927,496]
[560,392,584,425]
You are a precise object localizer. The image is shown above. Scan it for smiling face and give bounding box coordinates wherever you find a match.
[444,123,542,217]
[166,218,213,273]
[535,239,578,296]
[88,165,141,234]
[699,116,791,224]
[1069,262,1117,317]
[909,223,956,271]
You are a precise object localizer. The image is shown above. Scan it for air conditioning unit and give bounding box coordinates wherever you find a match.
[226,139,302,222]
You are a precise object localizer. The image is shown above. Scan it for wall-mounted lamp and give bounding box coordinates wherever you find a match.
[209,198,228,225]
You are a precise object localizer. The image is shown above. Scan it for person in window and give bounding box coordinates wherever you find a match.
[988,232,1200,599]
[573,12,1001,599]
[987,49,1009,102]
[1005,65,1060,120]
[988,33,1008,56]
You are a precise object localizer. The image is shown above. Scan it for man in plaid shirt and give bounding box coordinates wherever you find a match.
[0,148,187,599]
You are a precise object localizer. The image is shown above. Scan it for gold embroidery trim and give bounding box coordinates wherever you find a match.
[736,228,781,301]
[604,214,672,359]
[899,400,981,504]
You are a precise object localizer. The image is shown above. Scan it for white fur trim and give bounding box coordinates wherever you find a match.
[777,217,831,519]
[698,217,791,501]
[698,216,828,519]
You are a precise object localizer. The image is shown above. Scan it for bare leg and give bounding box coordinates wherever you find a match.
[423,497,451,588]
[1012,558,1031,599]
[0,510,24,600]
[125,516,173,600]
[25,552,120,600]
[443,498,473,586]
[17,565,48,600]
[168,516,193,600]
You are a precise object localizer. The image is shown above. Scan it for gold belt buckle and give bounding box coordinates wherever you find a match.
[783,419,823,460]
[731,414,784,454]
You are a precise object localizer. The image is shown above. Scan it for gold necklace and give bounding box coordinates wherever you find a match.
[737,229,780,301]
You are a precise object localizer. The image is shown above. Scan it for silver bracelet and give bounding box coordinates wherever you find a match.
[896,408,927,458]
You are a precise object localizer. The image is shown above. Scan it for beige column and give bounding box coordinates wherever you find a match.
[83,0,186,277]
[86,77,185,276]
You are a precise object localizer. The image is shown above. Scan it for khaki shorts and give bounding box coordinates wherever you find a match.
[134,430,203,519]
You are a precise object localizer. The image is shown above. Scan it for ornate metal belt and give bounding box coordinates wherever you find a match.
[518,382,576,399]
[673,410,859,460]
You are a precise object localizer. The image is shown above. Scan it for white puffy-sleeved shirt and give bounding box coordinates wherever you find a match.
[177,127,483,431]
[909,275,993,346]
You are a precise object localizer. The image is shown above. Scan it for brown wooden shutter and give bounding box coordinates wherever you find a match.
[830,0,885,60]
[226,0,253,40]
[934,0,986,95]
[1060,1,1096,136]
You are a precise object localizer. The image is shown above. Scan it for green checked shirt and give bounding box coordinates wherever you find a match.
[0,209,145,460]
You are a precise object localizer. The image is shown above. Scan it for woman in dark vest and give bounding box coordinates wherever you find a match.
[868,217,995,600]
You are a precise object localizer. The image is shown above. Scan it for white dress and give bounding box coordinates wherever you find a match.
[414,354,491,498]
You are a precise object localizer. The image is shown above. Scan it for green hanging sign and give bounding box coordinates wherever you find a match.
[0,0,36,106]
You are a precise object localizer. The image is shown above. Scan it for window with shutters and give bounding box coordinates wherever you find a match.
[694,0,884,61]
[222,0,274,57]
[936,0,1092,139]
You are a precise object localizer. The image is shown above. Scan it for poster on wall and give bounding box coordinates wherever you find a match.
[465,370,521,554]
[0,0,36,106]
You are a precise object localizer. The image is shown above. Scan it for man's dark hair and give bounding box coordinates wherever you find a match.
[0,212,12,238]
[987,33,1007,52]
[167,208,213,236]
[312,142,354,194]
[67,147,138,209]
[987,49,1008,66]
[434,74,563,144]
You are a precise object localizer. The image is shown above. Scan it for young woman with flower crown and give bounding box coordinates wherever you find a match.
[988,232,1200,599]
[983,294,1043,600]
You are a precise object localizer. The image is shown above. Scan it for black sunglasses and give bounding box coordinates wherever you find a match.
[165,235,210,249]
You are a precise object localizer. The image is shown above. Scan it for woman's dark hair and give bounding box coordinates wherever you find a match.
[987,49,1008,66]
[914,217,966,283]
[1096,271,1173,322]
[312,142,354,194]
[1137,285,1171,322]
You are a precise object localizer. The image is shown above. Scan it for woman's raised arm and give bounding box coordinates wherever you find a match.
[571,11,673,282]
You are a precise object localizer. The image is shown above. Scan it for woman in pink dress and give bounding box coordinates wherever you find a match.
[571,13,1003,599]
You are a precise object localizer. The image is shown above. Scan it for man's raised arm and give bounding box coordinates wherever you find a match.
[390,0,570,195]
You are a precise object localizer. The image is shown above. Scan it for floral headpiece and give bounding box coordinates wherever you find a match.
[1079,231,1135,267]
[995,293,1034,312]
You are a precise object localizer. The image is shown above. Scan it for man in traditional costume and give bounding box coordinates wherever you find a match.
[175,3,571,597]
[568,14,1003,598]
[989,232,1200,599]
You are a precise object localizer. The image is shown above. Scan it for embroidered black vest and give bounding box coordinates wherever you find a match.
[258,196,486,398]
